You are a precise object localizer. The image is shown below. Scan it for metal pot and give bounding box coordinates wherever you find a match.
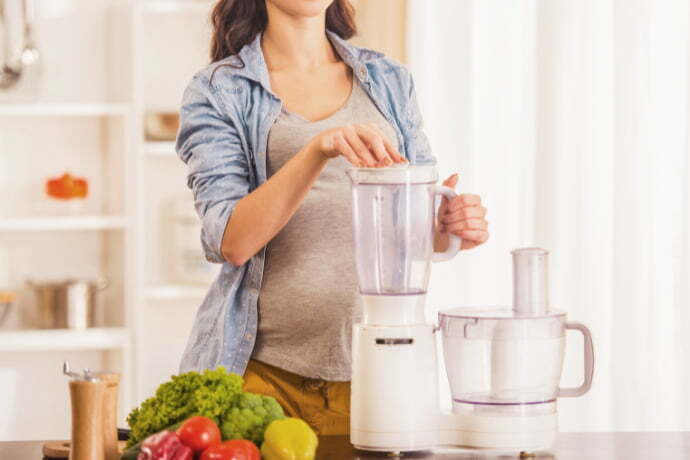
[26,278,108,329]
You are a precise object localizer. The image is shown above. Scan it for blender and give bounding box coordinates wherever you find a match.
[347,166,595,453]
[347,165,461,452]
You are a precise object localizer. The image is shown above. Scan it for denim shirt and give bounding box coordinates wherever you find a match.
[176,31,435,376]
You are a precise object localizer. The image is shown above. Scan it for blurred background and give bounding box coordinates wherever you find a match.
[0,0,688,441]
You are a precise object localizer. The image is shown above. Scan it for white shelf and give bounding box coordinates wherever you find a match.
[145,284,208,300]
[144,141,176,156]
[140,1,212,14]
[0,327,129,352]
[0,216,128,232]
[0,103,129,117]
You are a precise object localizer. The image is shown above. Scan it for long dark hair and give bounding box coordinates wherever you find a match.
[210,0,357,63]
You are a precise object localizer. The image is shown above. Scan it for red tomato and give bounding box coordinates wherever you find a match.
[200,440,260,460]
[176,416,222,453]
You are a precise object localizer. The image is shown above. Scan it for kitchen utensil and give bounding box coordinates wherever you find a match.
[0,290,16,326]
[93,371,120,460]
[42,440,72,459]
[64,362,106,460]
[42,441,127,460]
[348,165,460,451]
[0,0,39,89]
[27,278,108,329]
[57,363,122,460]
[0,0,21,89]
[347,164,595,453]
[144,112,180,141]
[19,0,38,68]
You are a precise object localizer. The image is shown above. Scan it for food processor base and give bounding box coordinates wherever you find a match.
[436,411,558,451]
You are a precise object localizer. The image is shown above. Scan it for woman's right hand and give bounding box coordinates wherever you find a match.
[308,123,407,168]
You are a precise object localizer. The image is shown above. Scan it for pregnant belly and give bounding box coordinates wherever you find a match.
[257,245,361,342]
[258,283,361,343]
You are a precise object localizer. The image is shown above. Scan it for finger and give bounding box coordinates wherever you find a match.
[367,124,405,163]
[334,134,364,167]
[446,219,488,232]
[442,173,459,188]
[448,194,482,211]
[457,229,490,244]
[344,127,377,166]
[356,125,392,166]
[441,205,487,223]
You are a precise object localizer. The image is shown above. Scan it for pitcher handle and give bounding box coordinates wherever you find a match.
[432,185,462,262]
[558,321,595,397]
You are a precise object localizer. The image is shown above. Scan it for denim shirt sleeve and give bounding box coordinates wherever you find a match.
[403,71,436,166]
[176,76,250,264]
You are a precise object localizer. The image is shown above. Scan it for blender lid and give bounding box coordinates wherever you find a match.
[439,307,566,320]
[346,164,438,185]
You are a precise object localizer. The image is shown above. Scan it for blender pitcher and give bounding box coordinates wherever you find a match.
[346,165,461,325]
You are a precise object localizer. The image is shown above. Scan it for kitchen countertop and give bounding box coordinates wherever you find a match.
[2,433,689,459]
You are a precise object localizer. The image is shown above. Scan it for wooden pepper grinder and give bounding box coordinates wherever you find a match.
[93,371,120,460]
[64,362,105,460]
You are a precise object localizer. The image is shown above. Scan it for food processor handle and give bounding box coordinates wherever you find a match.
[559,321,595,397]
[432,185,462,262]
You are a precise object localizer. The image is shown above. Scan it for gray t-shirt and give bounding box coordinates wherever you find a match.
[252,81,399,381]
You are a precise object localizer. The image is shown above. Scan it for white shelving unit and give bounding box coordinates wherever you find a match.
[0,216,128,232]
[0,103,128,117]
[0,0,213,441]
[126,0,214,406]
[0,0,140,441]
[0,328,129,353]
[144,141,176,156]
[145,284,208,301]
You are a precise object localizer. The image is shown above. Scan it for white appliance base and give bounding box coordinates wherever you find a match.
[435,411,558,451]
[350,323,439,452]
[351,429,436,453]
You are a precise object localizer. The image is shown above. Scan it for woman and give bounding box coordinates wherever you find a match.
[176,0,489,435]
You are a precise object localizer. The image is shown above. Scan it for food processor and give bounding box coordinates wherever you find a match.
[347,166,595,454]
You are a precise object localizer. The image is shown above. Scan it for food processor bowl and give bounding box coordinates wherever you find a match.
[439,307,567,416]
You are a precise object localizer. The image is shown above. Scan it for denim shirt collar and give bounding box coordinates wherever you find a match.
[229,30,376,92]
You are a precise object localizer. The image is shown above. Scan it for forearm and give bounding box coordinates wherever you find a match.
[221,142,328,265]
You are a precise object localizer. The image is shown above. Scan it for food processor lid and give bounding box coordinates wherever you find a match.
[439,307,566,320]
[346,164,438,185]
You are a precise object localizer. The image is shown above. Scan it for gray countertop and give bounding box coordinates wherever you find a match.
[3,433,689,459]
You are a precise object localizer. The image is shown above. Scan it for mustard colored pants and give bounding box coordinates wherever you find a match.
[243,359,351,436]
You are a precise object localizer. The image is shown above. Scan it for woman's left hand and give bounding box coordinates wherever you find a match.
[438,173,489,250]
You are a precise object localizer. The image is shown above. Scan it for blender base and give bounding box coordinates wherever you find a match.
[350,322,439,452]
[436,411,558,451]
